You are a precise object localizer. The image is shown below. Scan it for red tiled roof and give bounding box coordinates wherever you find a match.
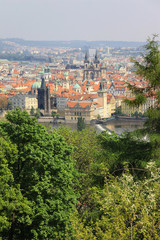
[79,102,92,108]
[69,95,81,101]
[66,101,92,109]
[92,84,100,91]
[66,102,77,108]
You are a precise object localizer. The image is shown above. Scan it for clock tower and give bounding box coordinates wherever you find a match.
[98,79,107,118]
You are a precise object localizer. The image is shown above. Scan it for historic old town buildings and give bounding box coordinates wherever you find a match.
[0,48,155,123]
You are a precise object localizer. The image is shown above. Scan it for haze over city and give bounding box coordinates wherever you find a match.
[0,0,160,41]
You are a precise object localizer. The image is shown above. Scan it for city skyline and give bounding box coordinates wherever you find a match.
[0,0,160,42]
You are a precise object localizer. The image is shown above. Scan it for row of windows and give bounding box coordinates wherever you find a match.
[12,100,37,103]
[13,103,24,106]
[74,112,81,116]
[13,102,37,105]
[71,117,85,120]
[123,103,154,111]
[65,112,90,117]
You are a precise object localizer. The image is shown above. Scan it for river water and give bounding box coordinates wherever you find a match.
[41,119,145,134]
[104,119,145,135]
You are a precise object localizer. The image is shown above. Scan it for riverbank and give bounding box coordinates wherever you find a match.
[39,117,146,134]
[104,118,145,134]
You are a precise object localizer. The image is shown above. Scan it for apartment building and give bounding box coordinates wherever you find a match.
[9,94,38,110]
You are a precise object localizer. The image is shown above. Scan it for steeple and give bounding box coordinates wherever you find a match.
[94,50,99,64]
[99,79,105,91]
[95,50,98,60]
[41,76,46,89]
[84,51,89,63]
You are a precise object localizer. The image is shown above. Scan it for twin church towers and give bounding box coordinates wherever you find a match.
[38,50,107,116]
[83,50,106,81]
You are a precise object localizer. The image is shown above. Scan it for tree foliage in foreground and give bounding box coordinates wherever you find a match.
[1,109,160,239]
[56,125,160,240]
[0,137,31,240]
[98,131,153,178]
[0,109,78,240]
[73,163,160,240]
[125,35,160,134]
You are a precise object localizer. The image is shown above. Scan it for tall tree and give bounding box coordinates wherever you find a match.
[124,35,160,166]
[30,106,35,116]
[125,35,160,133]
[77,117,86,131]
[0,109,78,239]
[35,108,41,119]
[114,106,122,116]
[0,136,31,240]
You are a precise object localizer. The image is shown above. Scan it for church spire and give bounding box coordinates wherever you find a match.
[94,50,99,64]
[99,79,105,91]
[41,76,46,89]
[95,50,98,60]
[84,51,89,63]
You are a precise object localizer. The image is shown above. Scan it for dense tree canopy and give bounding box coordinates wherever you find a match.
[0,108,160,239]
[0,109,78,240]
[0,136,31,240]
[76,163,160,239]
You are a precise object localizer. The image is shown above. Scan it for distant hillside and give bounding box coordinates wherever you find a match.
[0,38,145,49]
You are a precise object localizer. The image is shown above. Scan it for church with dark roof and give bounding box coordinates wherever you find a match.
[83,51,106,81]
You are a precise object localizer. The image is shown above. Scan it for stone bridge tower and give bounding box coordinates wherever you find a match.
[38,77,50,115]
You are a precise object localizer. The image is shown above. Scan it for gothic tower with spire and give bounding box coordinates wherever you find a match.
[38,77,50,115]
[94,50,100,68]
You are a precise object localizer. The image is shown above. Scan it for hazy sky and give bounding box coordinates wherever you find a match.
[0,0,160,41]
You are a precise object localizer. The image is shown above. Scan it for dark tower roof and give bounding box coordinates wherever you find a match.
[99,79,105,91]
[94,50,100,64]
[84,51,89,63]
[41,77,46,89]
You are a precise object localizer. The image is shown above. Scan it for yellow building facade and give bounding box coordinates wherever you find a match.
[65,102,96,124]
[121,97,156,115]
